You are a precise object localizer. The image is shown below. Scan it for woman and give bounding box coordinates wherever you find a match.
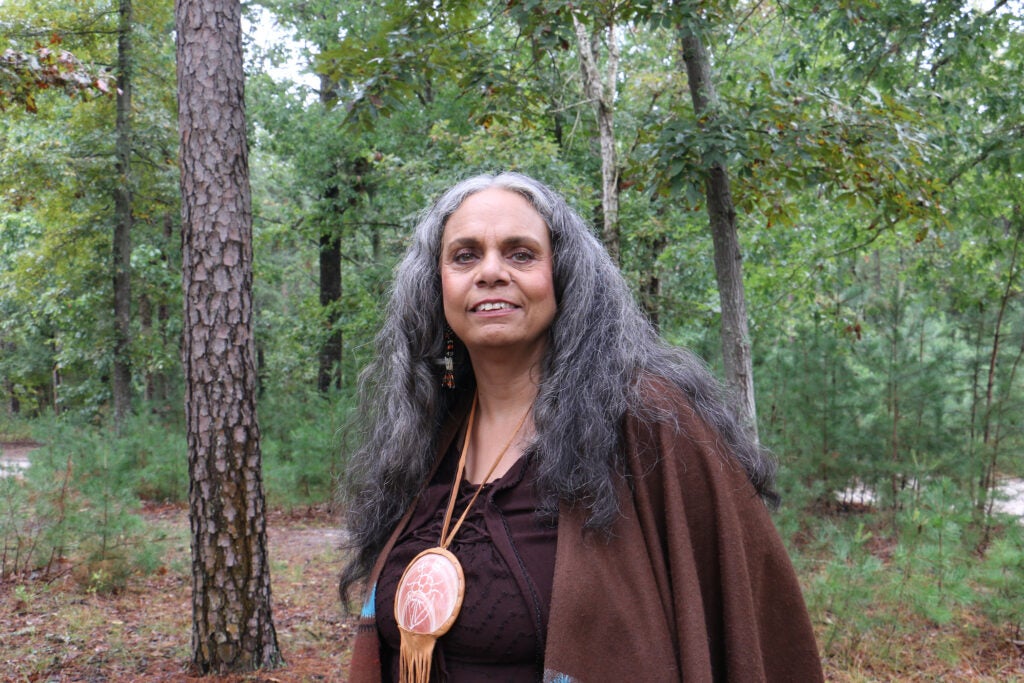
[340,172,823,682]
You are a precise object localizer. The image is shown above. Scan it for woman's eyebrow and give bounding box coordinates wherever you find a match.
[443,235,545,250]
[499,235,544,248]
[442,236,479,250]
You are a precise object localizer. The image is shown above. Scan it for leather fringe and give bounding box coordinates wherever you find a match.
[399,629,437,683]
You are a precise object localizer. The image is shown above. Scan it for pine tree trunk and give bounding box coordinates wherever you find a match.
[679,23,759,443]
[176,0,282,672]
[112,0,133,427]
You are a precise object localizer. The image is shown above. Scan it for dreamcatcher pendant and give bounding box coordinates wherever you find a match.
[392,395,530,683]
[394,547,465,683]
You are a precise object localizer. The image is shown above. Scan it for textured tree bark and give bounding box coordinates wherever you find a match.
[679,25,760,443]
[573,15,621,262]
[176,0,282,672]
[317,73,343,394]
[112,0,133,427]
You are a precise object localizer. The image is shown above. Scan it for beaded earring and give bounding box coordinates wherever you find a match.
[442,327,455,389]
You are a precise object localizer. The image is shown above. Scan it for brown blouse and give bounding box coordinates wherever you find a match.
[374,448,557,682]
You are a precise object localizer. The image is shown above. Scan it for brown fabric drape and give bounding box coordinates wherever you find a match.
[348,380,823,682]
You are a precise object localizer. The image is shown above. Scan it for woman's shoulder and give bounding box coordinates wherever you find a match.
[631,372,707,433]
[626,372,746,481]
[627,369,778,508]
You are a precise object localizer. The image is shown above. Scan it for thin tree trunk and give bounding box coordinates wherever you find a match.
[156,213,174,402]
[139,293,154,401]
[112,0,134,427]
[317,73,343,393]
[318,230,342,392]
[176,0,282,672]
[573,15,620,262]
[1,339,19,414]
[984,320,1024,521]
[978,216,1023,526]
[887,289,902,509]
[48,333,61,416]
[642,233,666,329]
[677,22,759,442]
[965,301,985,508]
[51,358,61,415]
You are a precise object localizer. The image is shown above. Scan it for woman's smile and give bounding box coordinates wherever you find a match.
[471,300,518,313]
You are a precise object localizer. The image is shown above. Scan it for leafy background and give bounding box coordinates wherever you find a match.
[1,0,1022,678]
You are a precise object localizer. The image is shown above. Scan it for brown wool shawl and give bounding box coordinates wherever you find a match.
[347,382,824,682]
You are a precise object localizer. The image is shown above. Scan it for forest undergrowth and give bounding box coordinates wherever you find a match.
[2,410,1023,681]
[1,497,1022,682]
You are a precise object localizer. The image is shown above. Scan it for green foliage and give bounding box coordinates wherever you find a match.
[115,410,188,503]
[798,481,1024,667]
[0,419,164,589]
[0,35,114,113]
[805,519,887,657]
[0,0,179,419]
[259,387,355,507]
[975,525,1024,635]
[0,389,349,583]
[0,473,37,576]
[890,480,977,625]
[0,410,34,441]
[316,0,495,123]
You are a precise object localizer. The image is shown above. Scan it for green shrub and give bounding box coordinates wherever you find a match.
[890,479,975,625]
[0,420,166,589]
[975,524,1024,636]
[259,388,354,507]
[0,411,34,441]
[116,410,188,503]
[0,475,39,578]
[806,520,888,658]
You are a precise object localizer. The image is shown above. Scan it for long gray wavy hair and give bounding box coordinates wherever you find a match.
[338,171,776,601]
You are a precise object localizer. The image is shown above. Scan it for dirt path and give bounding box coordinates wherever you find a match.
[0,440,37,476]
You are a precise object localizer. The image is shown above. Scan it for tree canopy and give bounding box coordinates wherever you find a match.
[1,0,1020,495]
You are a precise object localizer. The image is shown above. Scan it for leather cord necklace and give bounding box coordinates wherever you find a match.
[393,393,532,683]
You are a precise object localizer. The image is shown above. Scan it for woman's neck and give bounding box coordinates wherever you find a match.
[461,359,540,484]
[466,341,545,404]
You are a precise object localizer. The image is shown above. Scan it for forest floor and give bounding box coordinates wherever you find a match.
[2,442,1023,681]
[0,492,356,682]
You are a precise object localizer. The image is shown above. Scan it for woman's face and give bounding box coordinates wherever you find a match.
[439,188,557,363]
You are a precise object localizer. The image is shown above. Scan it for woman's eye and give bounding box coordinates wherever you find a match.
[509,250,535,263]
[453,251,476,264]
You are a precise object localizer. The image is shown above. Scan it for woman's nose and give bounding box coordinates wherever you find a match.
[475,250,509,286]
